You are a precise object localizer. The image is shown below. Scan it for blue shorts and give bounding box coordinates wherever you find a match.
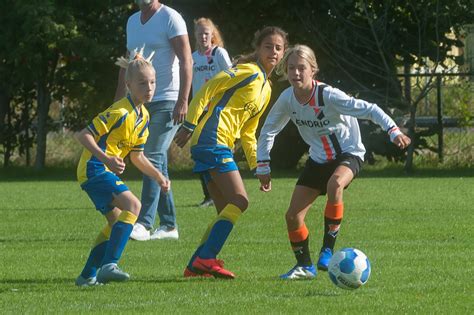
[80,172,129,214]
[191,146,238,185]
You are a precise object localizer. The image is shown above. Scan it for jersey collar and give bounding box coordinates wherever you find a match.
[255,60,267,84]
[127,94,140,117]
[294,80,316,106]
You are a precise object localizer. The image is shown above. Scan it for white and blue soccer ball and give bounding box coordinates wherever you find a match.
[328,248,371,290]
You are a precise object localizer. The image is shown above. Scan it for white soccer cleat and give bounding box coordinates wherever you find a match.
[150,226,179,240]
[75,275,99,287]
[130,222,150,241]
[280,264,317,280]
[96,263,130,284]
[198,198,214,207]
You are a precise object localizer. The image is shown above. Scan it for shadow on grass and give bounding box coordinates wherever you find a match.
[0,237,89,244]
[0,207,88,212]
[1,164,472,182]
[0,278,72,286]
[132,276,216,284]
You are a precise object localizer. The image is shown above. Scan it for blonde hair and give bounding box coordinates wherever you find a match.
[115,47,155,82]
[194,17,224,50]
[276,44,319,79]
[235,26,289,65]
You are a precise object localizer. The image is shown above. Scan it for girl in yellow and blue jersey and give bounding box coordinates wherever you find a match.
[174,26,288,279]
[74,49,170,286]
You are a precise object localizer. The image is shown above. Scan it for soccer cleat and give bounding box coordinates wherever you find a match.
[183,267,213,278]
[183,259,225,278]
[198,198,214,207]
[150,226,179,240]
[75,275,99,287]
[192,257,235,279]
[96,263,130,284]
[279,264,317,280]
[130,223,150,241]
[317,247,333,271]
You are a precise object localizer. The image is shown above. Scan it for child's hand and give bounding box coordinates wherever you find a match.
[393,134,411,150]
[106,156,126,175]
[174,127,192,148]
[160,178,171,193]
[256,174,272,192]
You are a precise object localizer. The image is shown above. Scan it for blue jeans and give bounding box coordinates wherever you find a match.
[138,100,179,230]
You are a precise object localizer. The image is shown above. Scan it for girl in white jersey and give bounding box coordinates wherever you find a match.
[192,18,232,207]
[256,45,411,280]
[192,18,232,97]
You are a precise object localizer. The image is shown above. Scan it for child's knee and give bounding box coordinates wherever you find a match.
[128,197,142,215]
[285,210,302,224]
[232,195,248,212]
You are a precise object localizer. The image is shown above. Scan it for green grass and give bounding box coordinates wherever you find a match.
[0,170,473,314]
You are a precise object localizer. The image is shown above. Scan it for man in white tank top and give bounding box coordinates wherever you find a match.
[114,0,193,241]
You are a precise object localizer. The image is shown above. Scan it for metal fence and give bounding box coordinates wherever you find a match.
[398,72,473,168]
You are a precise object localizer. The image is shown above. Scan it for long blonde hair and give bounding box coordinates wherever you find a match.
[234,26,289,65]
[276,44,319,80]
[115,47,155,82]
[194,18,224,50]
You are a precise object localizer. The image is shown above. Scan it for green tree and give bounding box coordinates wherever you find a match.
[0,0,132,168]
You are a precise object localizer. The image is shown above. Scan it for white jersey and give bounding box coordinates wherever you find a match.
[127,5,188,102]
[192,46,232,97]
[257,81,402,164]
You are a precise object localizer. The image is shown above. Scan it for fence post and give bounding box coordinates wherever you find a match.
[436,74,443,163]
[404,61,414,173]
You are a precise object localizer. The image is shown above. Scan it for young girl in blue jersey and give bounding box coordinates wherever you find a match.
[174,26,288,279]
[192,17,232,207]
[74,49,170,286]
[256,45,411,279]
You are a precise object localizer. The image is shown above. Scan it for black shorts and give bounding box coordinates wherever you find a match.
[296,153,363,195]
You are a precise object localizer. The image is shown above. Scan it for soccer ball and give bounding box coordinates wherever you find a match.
[328,248,371,290]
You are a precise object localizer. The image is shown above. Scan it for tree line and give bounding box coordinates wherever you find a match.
[1,0,472,169]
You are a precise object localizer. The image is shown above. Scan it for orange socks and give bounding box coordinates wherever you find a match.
[323,202,344,251]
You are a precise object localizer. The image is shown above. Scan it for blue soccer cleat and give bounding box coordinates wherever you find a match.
[317,247,333,271]
[97,263,130,284]
[279,264,316,280]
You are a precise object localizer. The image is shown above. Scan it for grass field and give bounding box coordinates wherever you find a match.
[0,168,473,313]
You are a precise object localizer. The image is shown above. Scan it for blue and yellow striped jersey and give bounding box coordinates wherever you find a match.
[77,95,150,184]
[183,62,271,170]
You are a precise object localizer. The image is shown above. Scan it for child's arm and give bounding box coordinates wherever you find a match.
[74,128,125,175]
[129,151,171,193]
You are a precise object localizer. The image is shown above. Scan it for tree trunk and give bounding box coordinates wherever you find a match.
[0,89,8,144]
[3,99,13,168]
[404,60,415,173]
[0,90,11,167]
[23,99,31,166]
[35,79,51,170]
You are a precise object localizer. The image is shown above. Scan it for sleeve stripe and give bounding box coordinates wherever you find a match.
[224,69,236,78]
[183,121,196,131]
[87,124,99,136]
[387,126,400,134]
[317,84,327,107]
